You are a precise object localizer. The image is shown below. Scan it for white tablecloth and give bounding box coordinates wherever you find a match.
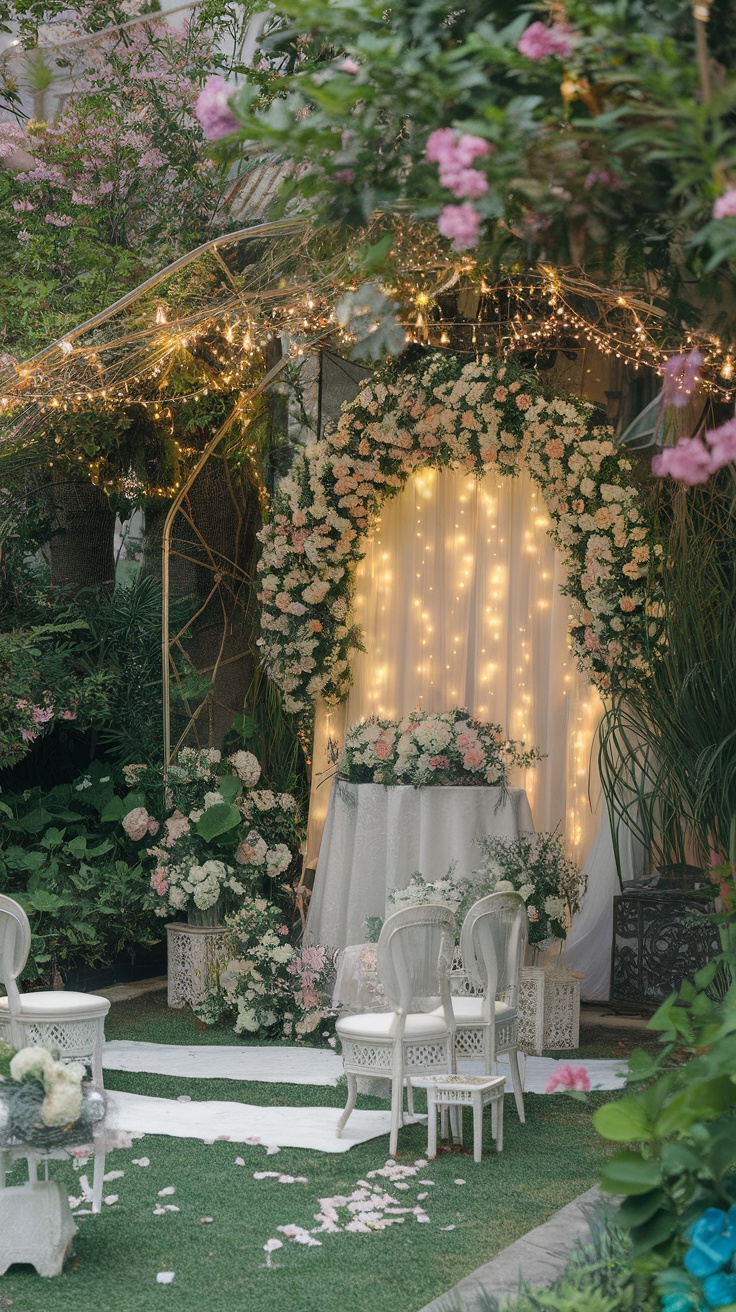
[305,782,534,949]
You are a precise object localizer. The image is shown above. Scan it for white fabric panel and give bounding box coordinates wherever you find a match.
[105,1090,399,1152]
[345,466,602,859]
[306,783,534,948]
[103,1041,343,1086]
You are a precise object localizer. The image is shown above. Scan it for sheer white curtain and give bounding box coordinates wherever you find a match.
[306,466,642,997]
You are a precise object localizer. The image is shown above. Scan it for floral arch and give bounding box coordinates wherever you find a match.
[257,350,663,718]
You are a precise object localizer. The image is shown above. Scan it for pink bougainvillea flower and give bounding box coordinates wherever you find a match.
[660,348,703,408]
[544,1063,591,1093]
[713,188,736,220]
[517,21,576,60]
[437,203,481,250]
[651,437,712,485]
[704,416,736,472]
[194,75,240,141]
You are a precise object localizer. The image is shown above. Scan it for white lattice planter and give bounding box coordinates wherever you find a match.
[540,964,583,1050]
[166,923,228,1011]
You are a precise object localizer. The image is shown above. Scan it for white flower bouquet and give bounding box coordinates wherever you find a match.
[339,707,542,787]
[0,1042,105,1150]
[212,900,333,1040]
[468,829,586,947]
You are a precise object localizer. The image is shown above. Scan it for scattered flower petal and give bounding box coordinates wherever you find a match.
[132,1157,150,1167]
[158,1187,176,1196]
[156,1272,175,1285]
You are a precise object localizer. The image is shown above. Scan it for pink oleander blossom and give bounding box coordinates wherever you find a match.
[194,75,240,141]
[713,188,736,220]
[661,349,703,408]
[545,1064,591,1093]
[517,21,576,61]
[705,416,736,471]
[651,437,712,485]
[437,203,481,250]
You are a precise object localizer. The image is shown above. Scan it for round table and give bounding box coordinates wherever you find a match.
[305,781,534,948]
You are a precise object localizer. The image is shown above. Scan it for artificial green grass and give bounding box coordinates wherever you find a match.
[0,992,638,1311]
[1,1089,610,1312]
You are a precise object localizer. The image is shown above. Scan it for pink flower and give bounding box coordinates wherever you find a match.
[713,188,736,219]
[429,755,450,770]
[339,58,359,74]
[517,21,576,60]
[122,806,154,842]
[545,1064,591,1093]
[454,134,492,167]
[660,349,703,408]
[651,436,712,485]
[425,128,457,164]
[705,416,736,472]
[441,167,487,199]
[61,708,77,720]
[31,702,54,725]
[527,906,539,922]
[437,203,481,250]
[147,816,160,836]
[373,738,392,759]
[584,170,621,191]
[194,75,240,141]
[462,747,485,770]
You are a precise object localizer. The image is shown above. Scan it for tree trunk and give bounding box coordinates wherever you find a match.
[48,476,116,592]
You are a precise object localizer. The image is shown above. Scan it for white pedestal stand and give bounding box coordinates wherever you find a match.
[166,923,228,1011]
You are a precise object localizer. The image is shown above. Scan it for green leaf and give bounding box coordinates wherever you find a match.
[194,802,241,841]
[65,835,87,859]
[599,1150,662,1195]
[100,796,125,822]
[19,807,54,834]
[593,1097,657,1143]
[617,1188,670,1227]
[216,775,241,804]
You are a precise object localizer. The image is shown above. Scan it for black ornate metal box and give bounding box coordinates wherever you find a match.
[610,888,720,1007]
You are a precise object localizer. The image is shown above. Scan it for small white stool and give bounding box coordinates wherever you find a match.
[426,1074,506,1163]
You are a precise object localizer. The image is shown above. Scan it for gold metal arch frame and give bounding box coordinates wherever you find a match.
[161,355,291,773]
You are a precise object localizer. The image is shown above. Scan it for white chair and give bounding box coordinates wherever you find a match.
[336,904,456,1156]
[0,894,110,1211]
[436,891,528,1122]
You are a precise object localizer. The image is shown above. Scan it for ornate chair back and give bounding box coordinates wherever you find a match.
[460,892,527,1017]
[377,904,456,1027]
[0,895,32,1043]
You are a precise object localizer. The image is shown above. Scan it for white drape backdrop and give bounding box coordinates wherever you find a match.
[306,466,645,997]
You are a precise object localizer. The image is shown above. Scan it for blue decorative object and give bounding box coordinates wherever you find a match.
[702,1272,736,1309]
[684,1209,736,1278]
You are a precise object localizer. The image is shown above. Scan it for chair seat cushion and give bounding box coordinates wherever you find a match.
[430,998,512,1025]
[0,991,110,1018]
[336,1010,451,1041]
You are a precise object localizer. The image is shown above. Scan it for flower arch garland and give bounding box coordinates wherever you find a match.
[257,351,663,717]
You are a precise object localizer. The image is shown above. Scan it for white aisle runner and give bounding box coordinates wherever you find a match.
[105,1091,396,1153]
[103,1040,627,1093]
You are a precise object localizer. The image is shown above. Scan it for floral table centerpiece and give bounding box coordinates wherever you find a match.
[379,828,585,950]
[0,1041,105,1150]
[338,707,542,787]
[470,830,586,950]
